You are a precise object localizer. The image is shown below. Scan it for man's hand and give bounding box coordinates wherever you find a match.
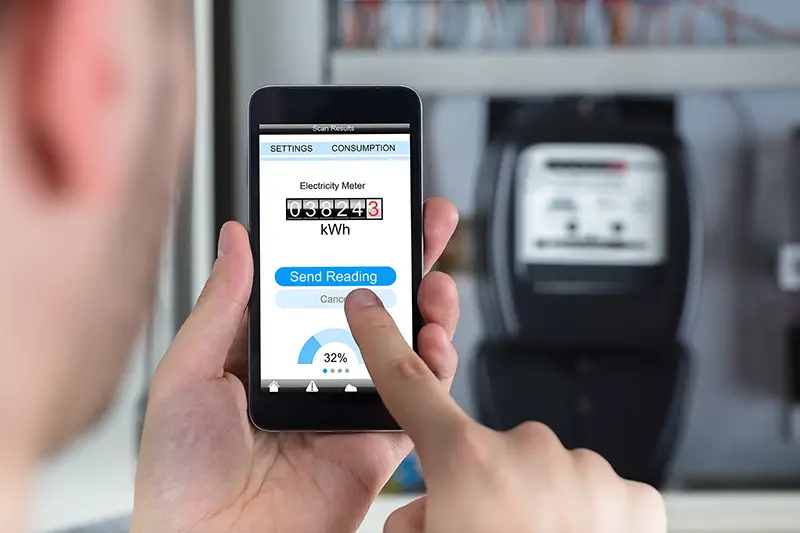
[344,290,668,533]
[131,198,460,533]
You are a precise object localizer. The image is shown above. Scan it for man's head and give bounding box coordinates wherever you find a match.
[0,1,195,457]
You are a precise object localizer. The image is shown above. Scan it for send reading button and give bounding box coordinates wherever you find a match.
[275,267,397,287]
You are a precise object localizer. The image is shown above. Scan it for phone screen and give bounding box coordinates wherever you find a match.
[258,124,413,394]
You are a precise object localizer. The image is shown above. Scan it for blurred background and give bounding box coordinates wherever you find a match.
[36,0,800,531]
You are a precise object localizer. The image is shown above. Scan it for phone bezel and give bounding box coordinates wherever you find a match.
[248,86,423,431]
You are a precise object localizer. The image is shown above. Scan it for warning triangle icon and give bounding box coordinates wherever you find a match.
[306,381,319,393]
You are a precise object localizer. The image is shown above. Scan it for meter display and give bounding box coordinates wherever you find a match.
[515,143,667,267]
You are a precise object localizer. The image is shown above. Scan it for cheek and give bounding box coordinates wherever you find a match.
[103,68,158,193]
[157,39,195,153]
[162,46,198,196]
[177,48,197,150]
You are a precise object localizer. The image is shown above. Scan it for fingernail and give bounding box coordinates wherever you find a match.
[218,224,231,258]
[348,289,382,308]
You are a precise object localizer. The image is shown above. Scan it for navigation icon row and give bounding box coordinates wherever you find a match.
[267,381,358,393]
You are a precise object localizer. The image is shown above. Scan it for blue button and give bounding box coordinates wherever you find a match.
[275,267,397,287]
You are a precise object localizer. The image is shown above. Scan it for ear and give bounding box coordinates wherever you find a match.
[19,0,121,198]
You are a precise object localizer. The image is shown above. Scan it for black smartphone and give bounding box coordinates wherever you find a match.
[248,86,424,431]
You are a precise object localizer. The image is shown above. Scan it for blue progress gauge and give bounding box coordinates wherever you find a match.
[298,328,364,365]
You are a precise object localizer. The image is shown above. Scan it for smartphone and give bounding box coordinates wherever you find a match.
[248,86,423,431]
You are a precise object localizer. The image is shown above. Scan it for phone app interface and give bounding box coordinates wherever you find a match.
[259,124,413,393]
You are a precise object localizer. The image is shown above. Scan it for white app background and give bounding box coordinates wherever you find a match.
[259,133,412,387]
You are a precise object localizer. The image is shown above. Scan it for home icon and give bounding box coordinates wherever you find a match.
[268,381,280,393]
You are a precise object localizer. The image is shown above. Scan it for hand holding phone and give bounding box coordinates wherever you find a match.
[132,201,460,533]
[343,289,667,533]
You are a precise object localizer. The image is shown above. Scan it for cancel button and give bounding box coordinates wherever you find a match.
[321,294,347,305]
[275,289,397,310]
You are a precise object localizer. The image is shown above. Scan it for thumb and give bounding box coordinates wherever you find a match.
[384,497,426,533]
[154,222,253,389]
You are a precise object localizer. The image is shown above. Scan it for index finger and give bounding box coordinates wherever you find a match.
[344,289,470,460]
